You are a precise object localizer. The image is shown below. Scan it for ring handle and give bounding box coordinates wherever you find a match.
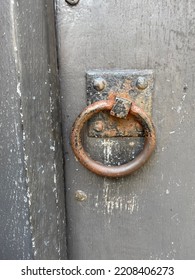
[71,96,156,178]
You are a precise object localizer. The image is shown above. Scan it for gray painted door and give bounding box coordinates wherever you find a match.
[56,0,195,259]
[0,0,66,260]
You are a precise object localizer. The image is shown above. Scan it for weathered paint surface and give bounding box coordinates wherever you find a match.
[0,0,66,259]
[56,0,195,259]
[0,0,32,260]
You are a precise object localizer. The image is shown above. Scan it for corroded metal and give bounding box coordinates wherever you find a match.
[71,94,156,178]
[65,0,80,5]
[87,69,154,137]
[75,190,88,201]
[110,97,132,119]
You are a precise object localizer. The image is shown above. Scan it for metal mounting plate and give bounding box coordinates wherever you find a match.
[87,69,154,137]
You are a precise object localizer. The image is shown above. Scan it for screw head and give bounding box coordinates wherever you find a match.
[65,0,80,5]
[136,77,148,90]
[93,78,106,91]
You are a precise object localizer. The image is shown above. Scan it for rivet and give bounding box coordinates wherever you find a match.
[65,0,80,6]
[75,190,87,202]
[94,120,104,132]
[93,78,106,91]
[136,77,148,90]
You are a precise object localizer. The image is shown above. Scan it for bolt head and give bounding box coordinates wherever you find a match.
[93,78,106,91]
[94,121,104,132]
[65,0,80,5]
[136,77,148,90]
[75,190,87,202]
[135,122,143,133]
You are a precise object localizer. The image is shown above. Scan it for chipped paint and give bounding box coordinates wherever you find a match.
[17,82,21,97]
[92,178,139,216]
[177,91,188,114]
[169,131,175,134]
[102,139,115,165]
[166,189,170,195]
[171,89,188,129]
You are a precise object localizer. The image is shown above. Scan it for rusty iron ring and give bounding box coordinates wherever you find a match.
[71,97,156,178]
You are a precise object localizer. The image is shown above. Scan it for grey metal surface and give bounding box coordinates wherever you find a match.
[56,0,195,259]
[0,0,66,259]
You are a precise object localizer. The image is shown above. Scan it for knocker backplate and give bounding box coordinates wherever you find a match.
[87,69,154,137]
